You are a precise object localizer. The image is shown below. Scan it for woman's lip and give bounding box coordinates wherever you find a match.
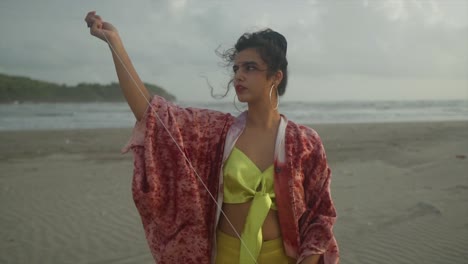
[235,85,247,92]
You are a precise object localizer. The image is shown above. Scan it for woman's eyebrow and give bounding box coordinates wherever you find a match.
[232,61,264,72]
[234,61,259,67]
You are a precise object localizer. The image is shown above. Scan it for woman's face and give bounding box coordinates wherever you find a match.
[233,48,276,105]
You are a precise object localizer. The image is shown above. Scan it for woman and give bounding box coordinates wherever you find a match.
[85,11,339,264]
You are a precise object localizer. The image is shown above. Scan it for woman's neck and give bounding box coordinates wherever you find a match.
[246,102,281,130]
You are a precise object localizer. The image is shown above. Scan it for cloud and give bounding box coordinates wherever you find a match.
[290,0,468,79]
[0,0,466,101]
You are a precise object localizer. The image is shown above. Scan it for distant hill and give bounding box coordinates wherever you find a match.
[0,73,176,103]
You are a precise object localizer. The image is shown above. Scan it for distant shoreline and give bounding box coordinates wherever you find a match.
[1,99,466,131]
[1,99,149,104]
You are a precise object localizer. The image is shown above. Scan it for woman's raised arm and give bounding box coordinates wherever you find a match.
[85,11,151,121]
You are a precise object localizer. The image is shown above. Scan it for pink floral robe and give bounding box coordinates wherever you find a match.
[122,95,339,264]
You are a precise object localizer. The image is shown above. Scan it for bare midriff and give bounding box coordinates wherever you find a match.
[218,201,281,241]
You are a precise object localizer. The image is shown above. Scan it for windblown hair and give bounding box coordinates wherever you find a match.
[215,28,289,97]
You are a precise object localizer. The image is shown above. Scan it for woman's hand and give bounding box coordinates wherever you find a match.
[84,11,119,43]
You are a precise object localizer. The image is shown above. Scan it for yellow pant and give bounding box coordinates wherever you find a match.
[215,229,296,264]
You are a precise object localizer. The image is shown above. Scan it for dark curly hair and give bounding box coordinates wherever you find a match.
[215,28,289,97]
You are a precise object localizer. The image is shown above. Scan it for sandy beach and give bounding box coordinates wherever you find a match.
[1,121,467,264]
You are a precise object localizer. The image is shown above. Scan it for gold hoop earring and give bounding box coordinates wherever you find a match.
[269,84,279,110]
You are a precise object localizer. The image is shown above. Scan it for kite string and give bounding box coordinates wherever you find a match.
[100,30,258,263]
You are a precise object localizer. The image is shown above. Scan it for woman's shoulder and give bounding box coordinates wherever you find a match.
[285,119,323,144]
[285,120,328,166]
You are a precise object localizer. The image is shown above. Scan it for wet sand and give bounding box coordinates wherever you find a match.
[1,121,467,263]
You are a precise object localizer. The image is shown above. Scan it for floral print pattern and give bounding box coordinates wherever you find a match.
[122,95,339,263]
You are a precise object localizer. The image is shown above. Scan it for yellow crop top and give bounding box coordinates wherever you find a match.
[222,147,277,263]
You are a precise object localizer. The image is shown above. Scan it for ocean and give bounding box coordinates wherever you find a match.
[0,100,466,131]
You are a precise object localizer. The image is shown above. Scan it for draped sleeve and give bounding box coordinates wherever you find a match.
[297,130,339,264]
[121,95,235,263]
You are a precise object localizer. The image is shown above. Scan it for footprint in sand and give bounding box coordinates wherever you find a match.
[378,202,442,229]
[445,185,468,193]
[356,202,443,235]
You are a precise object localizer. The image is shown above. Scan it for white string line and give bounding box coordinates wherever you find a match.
[100,29,258,264]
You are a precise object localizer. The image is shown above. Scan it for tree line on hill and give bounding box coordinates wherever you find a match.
[0,73,176,103]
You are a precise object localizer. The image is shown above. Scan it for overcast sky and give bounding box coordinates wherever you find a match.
[0,0,467,102]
